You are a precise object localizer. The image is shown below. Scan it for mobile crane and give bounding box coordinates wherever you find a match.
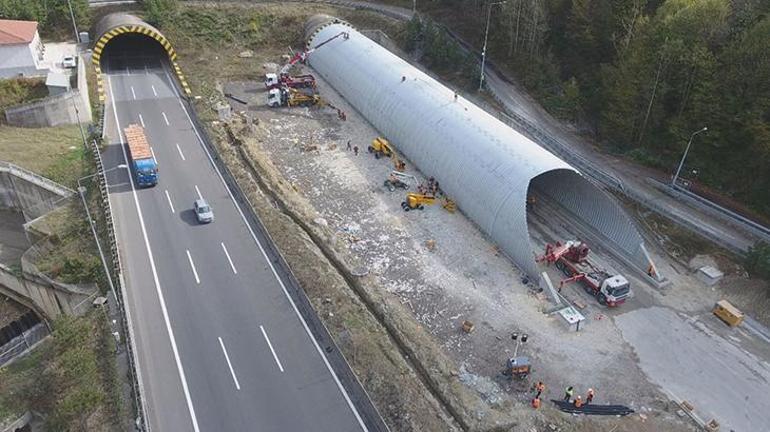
[264,31,350,90]
[538,241,631,307]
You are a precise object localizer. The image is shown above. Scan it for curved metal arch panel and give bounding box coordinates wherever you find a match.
[305,17,648,280]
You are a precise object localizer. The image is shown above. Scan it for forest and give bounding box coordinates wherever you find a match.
[417,0,769,218]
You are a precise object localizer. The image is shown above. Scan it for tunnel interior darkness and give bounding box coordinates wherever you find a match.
[99,33,169,72]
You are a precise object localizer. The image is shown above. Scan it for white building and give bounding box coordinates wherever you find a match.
[0,19,45,78]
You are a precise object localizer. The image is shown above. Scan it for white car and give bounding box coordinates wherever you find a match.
[62,55,77,68]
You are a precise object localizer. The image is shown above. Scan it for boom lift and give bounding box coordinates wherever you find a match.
[369,137,407,171]
[384,171,416,192]
[401,193,436,211]
[538,241,631,307]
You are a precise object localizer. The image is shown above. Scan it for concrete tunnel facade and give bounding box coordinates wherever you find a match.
[91,13,191,101]
[304,16,659,283]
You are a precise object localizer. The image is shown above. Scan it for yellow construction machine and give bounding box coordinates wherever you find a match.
[369,137,407,171]
[401,193,436,211]
[368,137,394,159]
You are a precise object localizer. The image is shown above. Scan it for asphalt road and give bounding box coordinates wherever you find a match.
[101,53,367,431]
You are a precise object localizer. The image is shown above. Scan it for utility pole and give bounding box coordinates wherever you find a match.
[479,1,507,91]
[67,0,80,43]
[672,126,708,187]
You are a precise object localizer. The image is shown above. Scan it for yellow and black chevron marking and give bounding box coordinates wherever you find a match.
[95,65,104,102]
[92,24,191,101]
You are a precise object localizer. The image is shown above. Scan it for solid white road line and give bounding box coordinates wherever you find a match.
[221,243,237,274]
[152,85,158,97]
[260,325,284,373]
[126,67,131,76]
[163,65,368,431]
[107,75,201,432]
[138,114,145,128]
[150,147,157,164]
[162,112,170,126]
[176,143,186,161]
[185,250,200,284]
[131,86,136,100]
[144,64,149,74]
[194,185,202,200]
[217,337,241,390]
[164,190,175,213]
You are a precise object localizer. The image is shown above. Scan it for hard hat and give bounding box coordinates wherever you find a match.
[577,395,582,399]
[588,388,593,392]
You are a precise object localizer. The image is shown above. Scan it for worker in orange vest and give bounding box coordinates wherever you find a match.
[531,397,541,409]
[574,395,583,408]
[534,381,545,398]
[586,388,595,404]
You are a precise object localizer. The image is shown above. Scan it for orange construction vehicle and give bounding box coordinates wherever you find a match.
[538,241,631,307]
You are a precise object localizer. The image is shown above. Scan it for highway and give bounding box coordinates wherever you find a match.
[101,48,369,431]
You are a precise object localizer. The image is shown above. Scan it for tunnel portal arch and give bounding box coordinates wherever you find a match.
[91,13,190,101]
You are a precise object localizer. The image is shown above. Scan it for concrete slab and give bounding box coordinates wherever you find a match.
[616,306,770,432]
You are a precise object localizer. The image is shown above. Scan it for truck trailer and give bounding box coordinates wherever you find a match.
[124,124,158,187]
[538,241,631,307]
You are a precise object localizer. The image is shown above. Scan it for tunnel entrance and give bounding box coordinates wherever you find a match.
[92,13,190,101]
[525,169,659,285]
[99,33,168,73]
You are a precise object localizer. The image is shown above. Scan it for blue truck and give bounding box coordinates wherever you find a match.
[124,124,158,187]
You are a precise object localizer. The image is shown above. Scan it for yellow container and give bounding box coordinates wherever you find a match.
[713,300,744,327]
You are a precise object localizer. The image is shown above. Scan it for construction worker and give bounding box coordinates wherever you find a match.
[564,386,574,401]
[353,145,359,156]
[346,140,352,151]
[586,388,595,404]
[531,397,541,409]
[534,381,545,399]
[574,395,583,408]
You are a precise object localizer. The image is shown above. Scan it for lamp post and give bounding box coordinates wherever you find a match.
[479,1,506,91]
[671,126,707,187]
[77,164,128,303]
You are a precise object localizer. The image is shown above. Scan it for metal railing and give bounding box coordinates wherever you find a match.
[88,137,149,431]
[0,323,49,367]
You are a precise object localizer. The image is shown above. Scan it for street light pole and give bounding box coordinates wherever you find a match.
[77,164,127,304]
[672,126,708,187]
[479,1,506,91]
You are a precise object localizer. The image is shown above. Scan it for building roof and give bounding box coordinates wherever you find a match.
[46,72,70,88]
[0,20,38,45]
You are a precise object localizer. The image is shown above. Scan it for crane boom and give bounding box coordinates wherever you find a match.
[280,31,349,74]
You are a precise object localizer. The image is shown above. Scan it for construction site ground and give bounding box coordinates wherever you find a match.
[169,3,770,431]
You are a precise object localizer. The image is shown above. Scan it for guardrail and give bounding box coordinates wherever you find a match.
[670,184,770,243]
[88,137,149,431]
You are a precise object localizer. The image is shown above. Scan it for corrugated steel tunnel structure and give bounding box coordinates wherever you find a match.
[304,16,662,284]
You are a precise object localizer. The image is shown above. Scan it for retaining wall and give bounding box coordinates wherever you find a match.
[4,55,92,128]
